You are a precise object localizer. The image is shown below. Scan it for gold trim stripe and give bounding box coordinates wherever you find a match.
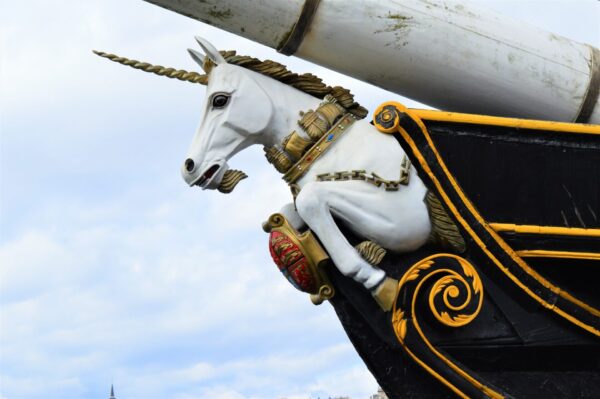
[516,250,600,261]
[401,343,470,398]
[413,109,600,134]
[490,223,600,238]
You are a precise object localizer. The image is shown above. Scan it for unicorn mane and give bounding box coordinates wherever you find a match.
[93,48,368,119]
[218,51,368,119]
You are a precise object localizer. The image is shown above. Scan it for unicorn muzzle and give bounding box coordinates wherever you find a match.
[197,164,222,188]
[182,159,223,188]
[182,160,247,193]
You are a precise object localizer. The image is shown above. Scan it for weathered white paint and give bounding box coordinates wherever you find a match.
[183,38,431,292]
[144,0,599,123]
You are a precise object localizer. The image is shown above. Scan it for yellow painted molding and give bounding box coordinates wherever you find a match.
[490,223,600,238]
[516,250,600,261]
[412,109,600,135]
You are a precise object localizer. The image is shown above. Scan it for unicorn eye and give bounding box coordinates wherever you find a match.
[212,94,229,108]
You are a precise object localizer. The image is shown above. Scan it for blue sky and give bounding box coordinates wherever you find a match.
[1,1,598,398]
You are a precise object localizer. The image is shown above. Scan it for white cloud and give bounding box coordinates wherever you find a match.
[0,178,366,398]
[116,342,373,399]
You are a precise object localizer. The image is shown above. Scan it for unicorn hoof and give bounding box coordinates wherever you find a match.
[372,277,399,312]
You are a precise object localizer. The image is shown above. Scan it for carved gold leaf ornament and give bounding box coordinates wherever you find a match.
[217,170,248,193]
[299,109,330,140]
[261,95,362,187]
[316,102,346,125]
[404,260,434,282]
[282,115,357,185]
[355,240,387,265]
[426,191,466,253]
[392,255,483,331]
[392,309,408,340]
[428,269,483,328]
[273,95,414,193]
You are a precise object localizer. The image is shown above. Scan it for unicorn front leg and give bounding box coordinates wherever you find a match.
[295,181,388,292]
[296,181,398,312]
[278,202,307,231]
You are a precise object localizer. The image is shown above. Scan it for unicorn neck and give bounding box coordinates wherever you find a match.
[261,82,323,146]
[252,73,364,177]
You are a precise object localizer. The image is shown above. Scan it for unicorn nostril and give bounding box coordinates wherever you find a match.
[184,158,195,173]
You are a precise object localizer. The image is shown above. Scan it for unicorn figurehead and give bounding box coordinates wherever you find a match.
[93,37,435,306]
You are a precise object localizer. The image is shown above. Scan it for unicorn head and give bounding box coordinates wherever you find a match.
[181,37,276,191]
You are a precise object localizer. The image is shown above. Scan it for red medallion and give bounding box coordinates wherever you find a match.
[268,231,318,293]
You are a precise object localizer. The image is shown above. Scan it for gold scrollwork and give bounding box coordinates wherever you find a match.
[391,254,502,399]
[427,257,483,328]
[393,254,483,333]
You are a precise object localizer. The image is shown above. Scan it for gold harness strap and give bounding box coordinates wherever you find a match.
[283,114,356,184]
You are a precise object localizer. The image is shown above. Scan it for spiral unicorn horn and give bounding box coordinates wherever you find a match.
[92,50,209,85]
[92,48,248,193]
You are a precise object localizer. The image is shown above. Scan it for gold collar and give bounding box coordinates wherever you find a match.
[263,95,357,184]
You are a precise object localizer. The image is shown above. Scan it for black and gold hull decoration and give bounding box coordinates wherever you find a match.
[374,102,600,335]
[321,103,599,399]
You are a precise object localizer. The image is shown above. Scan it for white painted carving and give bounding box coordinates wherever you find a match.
[182,38,431,291]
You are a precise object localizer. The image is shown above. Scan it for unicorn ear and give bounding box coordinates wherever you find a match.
[187,48,206,68]
[195,36,226,65]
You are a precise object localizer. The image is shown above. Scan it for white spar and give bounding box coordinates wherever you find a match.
[143,0,600,124]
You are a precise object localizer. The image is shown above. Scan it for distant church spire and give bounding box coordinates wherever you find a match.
[109,384,116,399]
